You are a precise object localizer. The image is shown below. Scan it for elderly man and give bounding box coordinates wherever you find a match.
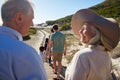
[0,0,48,80]
[65,9,120,80]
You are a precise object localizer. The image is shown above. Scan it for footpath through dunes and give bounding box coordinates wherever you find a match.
[24,30,67,80]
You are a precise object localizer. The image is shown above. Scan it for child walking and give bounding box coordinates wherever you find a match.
[39,46,46,63]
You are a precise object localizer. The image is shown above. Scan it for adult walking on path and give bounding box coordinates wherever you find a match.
[65,9,120,80]
[50,25,67,80]
[0,0,48,80]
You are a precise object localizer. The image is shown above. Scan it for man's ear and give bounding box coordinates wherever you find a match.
[18,17,22,21]
[14,12,23,24]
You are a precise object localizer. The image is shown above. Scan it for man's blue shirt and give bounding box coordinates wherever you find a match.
[0,26,48,80]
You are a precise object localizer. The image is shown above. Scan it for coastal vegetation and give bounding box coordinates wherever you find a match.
[46,0,120,30]
[23,27,37,40]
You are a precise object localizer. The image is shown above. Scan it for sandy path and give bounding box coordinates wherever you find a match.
[24,30,49,52]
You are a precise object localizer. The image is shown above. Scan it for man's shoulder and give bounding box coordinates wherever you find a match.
[56,32,65,36]
[0,34,35,53]
[59,32,65,38]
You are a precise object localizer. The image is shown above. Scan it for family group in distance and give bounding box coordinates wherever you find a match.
[0,0,120,80]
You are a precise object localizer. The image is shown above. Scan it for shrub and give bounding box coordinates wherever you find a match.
[23,28,36,41]
[59,23,71,31]
[29,28,37,35]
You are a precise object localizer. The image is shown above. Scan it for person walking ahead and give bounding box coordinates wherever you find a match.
[50,24,66,80]
[0,0,48,80]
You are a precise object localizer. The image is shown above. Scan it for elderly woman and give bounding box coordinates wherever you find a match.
[65,9,120,80]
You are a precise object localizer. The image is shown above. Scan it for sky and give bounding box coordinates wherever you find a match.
[0,0,105,24]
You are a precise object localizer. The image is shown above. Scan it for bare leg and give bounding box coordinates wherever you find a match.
[57,61,62,79]
[53,60,57,73]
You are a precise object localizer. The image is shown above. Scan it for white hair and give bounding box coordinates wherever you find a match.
[1,0,34,22]
[84,27,101,47]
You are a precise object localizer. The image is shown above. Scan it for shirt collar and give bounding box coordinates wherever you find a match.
[83,44,105,51]
[89,45,105,50]
[0,26,23,41]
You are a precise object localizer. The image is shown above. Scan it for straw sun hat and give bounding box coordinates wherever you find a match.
[71,9,120,51]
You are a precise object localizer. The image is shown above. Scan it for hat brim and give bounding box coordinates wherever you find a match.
[71,9,120,51]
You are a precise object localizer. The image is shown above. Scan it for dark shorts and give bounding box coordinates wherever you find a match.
[52,53,63,62]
